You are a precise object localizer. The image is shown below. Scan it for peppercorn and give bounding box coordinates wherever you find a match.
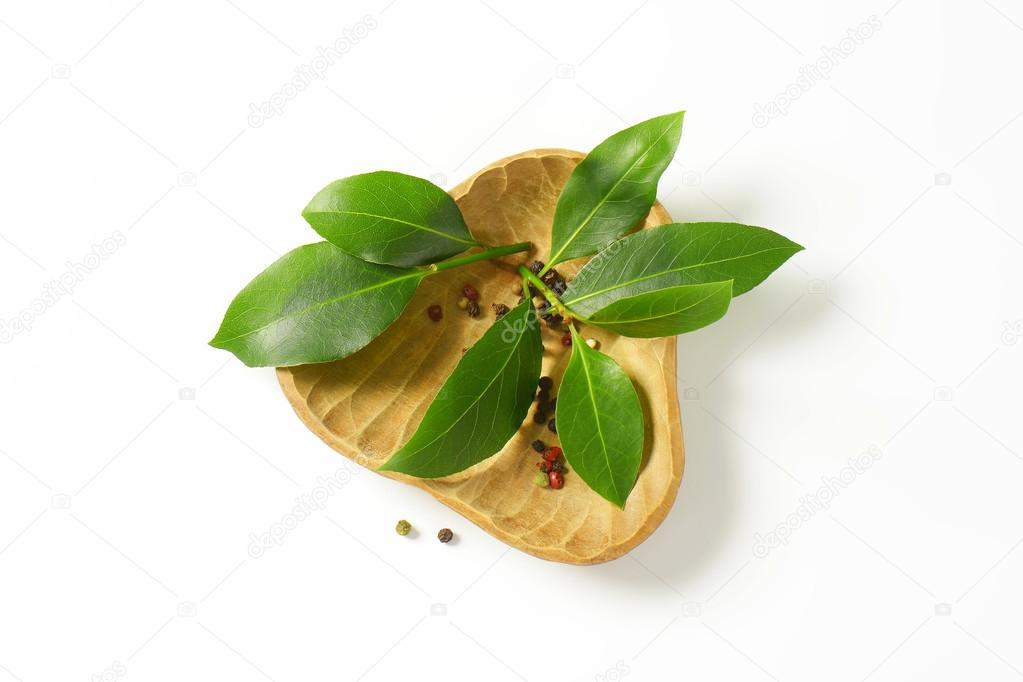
[467,300,481,318]
[492,303,510,319]
[437,528,453,543]
[457,296,469,310]
[545,314,563,329]
[551,280,567,296]
[550,460,564,473]
[531,439,546,453]
[462,283,479,301]
[527,285,539,298]
[533,411,548,424]
[537,460,552,473]
[546,446,563,461]
[427,304,443,322]
[529,260,545,275]
[548,470,564,489]
[541,268,561,287]
[537,388,550,403]
[561,332,572,347]
[548,418,557,433]
[538,376,553,391]
[395,519,412,536]
[533,471,549,487]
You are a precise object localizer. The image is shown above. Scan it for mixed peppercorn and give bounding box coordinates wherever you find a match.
[530,375,567,489]
[430,282,518,323]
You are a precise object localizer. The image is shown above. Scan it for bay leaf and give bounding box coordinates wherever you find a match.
[379,300,542,478]
[563,222,804,318]
[557,327,645,508]
[209,242,422,367]
[302,171,479,267]
[585,280,733,337]
[546,112,684,268]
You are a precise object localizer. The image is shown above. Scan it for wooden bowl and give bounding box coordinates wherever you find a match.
[277,149,684,564]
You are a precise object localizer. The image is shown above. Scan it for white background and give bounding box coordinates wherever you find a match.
[2,1,1022,680]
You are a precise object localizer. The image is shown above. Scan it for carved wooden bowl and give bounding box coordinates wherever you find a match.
[277,149,684,564]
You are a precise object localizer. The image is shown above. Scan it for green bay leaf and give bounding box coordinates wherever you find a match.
[557,327,644,508]
[563,222,804,318]
[547,111,684,268]
[302,171,479,267]
[379,300,542,478]
[209,242,422,367]
[586,280,733,337]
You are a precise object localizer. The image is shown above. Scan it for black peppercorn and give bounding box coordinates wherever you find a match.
[544,314,563,329]
[541,268,560,286]
[551,280,567,296]
[492,303,510,319]
[529,260,545,275]
[467,300,481,317]
[547,418,557,433]
[531,439,546,453]
[533,411,548,424]
[538,376,553,391]
[437,528,453,543]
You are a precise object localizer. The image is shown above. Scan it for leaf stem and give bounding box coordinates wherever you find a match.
[517,265,582,323]
[427,241,532,274]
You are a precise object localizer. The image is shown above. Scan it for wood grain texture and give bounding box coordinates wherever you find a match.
[277,149,684,564]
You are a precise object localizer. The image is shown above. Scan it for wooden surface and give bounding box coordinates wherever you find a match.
[277,149,685,564]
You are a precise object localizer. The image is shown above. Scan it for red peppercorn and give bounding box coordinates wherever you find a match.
[427,304,443,322]
[537,461,552,473]
[549,470,564,489]
[462,283,479,301]
[546,446,563,461]
[561,332,572,347]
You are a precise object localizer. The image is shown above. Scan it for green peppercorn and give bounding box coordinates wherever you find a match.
[437,528,453,543]
[395,520,412,536]
[533,471,549,487]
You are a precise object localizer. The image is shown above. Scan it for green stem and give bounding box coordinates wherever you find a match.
[517,265,583,323]
[427,241,532,274]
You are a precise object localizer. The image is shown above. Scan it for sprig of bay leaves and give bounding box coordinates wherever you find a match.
[211,111,803,509]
